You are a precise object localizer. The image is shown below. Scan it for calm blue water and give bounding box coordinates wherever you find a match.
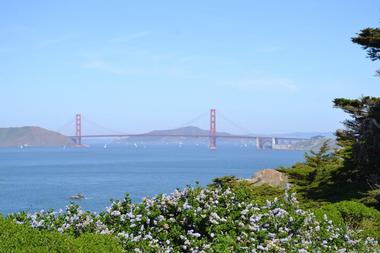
[0,144,305,214]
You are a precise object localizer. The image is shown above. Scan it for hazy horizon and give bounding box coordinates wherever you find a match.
[1,1,379,135]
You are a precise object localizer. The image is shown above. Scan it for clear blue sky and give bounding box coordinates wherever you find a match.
[0,1,379,135]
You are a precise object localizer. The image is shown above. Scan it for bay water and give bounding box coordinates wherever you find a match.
[0,144,305,214]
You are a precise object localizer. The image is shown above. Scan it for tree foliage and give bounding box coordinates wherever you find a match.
[333,96,380,184]
[352,27,380,61]
[304,140,336,168]
[352,27,380,76]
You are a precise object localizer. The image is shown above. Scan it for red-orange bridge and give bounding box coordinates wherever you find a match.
[68,109,309,150]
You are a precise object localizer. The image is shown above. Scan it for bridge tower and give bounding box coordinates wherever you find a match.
[209,109,216,150]
[75,113,82,146]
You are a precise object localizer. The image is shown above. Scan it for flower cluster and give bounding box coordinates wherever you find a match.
[10,186,379,252]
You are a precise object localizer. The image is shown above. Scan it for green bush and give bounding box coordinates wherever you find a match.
[314,204,345,227]
[0,217,124,253]
[315,201,380,240]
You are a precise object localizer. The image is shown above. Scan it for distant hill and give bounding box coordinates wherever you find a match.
[114,126,231,144]
[251,132,335,139]
[148,126,213,136]
[0,126,75,147]
[278,137,338,152]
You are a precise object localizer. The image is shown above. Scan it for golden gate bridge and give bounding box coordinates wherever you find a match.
[66,109,309,150]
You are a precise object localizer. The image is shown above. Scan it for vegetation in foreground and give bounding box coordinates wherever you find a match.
[0,216,124,253]
[277,139,380,210]
[6,183,379,253]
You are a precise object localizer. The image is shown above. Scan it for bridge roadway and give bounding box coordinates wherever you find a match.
[68,133,308,141]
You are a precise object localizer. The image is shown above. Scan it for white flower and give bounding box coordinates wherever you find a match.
[111,210,121,216]
[183,201,192,210]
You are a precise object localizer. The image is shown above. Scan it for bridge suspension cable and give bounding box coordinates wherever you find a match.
[177,111,209,129]
[81,116,126,135]
[218,111,252,135]
[55,118,75,135]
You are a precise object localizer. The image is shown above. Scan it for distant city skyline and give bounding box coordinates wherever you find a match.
[0,1,379,135]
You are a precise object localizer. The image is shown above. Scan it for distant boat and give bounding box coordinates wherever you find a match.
[134,143,138,148]
[104,144,107,149]
[69,193,85,200]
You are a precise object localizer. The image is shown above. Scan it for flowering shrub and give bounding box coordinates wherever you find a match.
[9,186,379,252]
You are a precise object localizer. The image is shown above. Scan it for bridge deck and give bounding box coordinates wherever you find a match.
[68,134,308,141]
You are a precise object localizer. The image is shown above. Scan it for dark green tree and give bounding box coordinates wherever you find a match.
[333,97,380,184]
[330,24,380,185]
[304,140,336,168]
[352,27,380,75]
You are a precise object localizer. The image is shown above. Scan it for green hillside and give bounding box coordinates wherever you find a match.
[0,126,74,147]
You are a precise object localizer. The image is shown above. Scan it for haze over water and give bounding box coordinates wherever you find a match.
[0,144,304,214]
